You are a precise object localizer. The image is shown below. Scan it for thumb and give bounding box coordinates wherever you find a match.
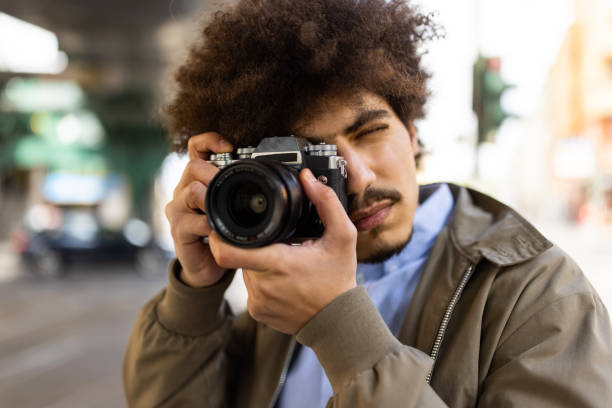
[299,169,356,243]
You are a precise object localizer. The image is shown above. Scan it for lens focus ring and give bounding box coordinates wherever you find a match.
[204,159,304,247]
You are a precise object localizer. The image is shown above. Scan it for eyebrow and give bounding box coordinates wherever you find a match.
[295,108,391,142]
[343,109,391,135]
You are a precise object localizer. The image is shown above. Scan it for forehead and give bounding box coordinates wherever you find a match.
[292,91,394,142]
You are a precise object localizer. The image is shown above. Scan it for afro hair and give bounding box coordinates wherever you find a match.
[165,0,439,151]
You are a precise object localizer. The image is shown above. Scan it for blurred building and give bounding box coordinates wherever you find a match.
[547,0,612,223]
[0,1,207,241]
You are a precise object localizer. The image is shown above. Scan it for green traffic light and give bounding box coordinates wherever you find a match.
[472,55,515,144]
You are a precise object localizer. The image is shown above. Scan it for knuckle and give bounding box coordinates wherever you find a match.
[258,283,274,300]
[208,239,220,259]
[187,181,204,197]
[164,202,173,220]
[213,249,230,267]
[184,160,195,176]
[188,158,217,184]
[202,165,218,185]
[172,183,182,199]
[169,222,179,240]
[345,223,358,241]
[335,222,356,243]
[189,132,219,151]
[213,251,225,266]
[247,297,262,321]
[211,251,226,269]
[173,221,186,240]
[187,136,196,151]
[185,159,201,175]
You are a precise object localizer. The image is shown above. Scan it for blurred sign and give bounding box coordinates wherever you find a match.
[14,135,106,172]
[0,12,67,74]
[42,172,107,205]
[1,78,85,111]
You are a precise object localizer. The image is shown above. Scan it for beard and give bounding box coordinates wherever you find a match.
[357,228,413,264]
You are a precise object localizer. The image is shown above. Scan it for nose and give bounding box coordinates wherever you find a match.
[336,138,376,196]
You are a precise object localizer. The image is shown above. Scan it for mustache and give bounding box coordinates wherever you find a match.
[348,186,402,214]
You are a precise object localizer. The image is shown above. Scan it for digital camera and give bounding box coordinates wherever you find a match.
[204,136,348,247]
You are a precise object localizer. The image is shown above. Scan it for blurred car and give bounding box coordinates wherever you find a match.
[11,203,169,278]
[10,172,170,278]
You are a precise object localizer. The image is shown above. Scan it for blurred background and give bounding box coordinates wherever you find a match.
[0,0,610,406]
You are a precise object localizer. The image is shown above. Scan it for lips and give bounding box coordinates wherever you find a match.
[350,200,393,231]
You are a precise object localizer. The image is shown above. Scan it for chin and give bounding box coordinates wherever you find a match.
[356,224,413,264]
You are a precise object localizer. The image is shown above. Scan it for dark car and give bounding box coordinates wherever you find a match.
[11,172,169,278]
[11,204,167,278]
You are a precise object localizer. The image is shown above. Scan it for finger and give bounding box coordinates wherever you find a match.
[299,169,355,243]
[174,159,218,199]
[188,132,234,160]
[208,231,285,271]
[172,212,213,242]
[176,180,207,213]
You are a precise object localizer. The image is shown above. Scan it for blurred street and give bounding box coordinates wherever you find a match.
[0,251,166,408]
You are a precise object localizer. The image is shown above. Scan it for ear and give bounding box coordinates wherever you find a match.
[408,122,420,155]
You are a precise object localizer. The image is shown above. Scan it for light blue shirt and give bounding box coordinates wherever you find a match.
[277,183,455,408]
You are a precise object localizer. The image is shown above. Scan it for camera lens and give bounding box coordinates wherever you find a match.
[205,159,304,247]
[228,182,268,227]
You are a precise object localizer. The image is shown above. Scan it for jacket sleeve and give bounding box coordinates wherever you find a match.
[297,286,449,407]
[122,261,255,408]
[477,249,612,407]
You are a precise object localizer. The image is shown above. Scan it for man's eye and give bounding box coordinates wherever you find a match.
[355,125,388,140]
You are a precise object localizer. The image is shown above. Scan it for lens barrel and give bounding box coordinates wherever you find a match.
[205,159,304,247]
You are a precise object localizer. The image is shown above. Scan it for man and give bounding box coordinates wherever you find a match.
[123,0,612,406]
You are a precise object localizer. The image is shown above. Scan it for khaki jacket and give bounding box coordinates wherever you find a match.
[123,184,612,407]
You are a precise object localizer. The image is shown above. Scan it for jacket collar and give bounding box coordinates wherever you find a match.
[398,184,553,352]
[421,183,552,267]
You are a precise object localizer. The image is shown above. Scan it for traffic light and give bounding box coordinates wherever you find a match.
[472,55,514,144]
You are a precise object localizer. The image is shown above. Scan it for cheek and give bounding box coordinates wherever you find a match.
[373,137,417,185]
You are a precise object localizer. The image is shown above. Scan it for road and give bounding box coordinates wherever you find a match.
[0,258,167,408]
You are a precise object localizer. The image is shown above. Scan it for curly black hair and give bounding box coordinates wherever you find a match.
[165,0,439,151]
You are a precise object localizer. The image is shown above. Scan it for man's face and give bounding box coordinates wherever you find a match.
[293,90,420,263]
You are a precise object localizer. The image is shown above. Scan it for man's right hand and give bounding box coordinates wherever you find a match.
[165,132,234,288]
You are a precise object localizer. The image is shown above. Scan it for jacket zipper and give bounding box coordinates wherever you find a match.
[268,338,297,408]
[267,263,475,399]
[426,263,475,384]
